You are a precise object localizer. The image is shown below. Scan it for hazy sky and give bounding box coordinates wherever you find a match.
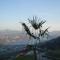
[0,0,60,31]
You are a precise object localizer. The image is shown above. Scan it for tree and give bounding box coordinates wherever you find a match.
[21,16,49,60]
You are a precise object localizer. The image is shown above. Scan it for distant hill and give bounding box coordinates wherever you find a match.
[49,31,60,39]
[40,37,60,49]
[0,30,29,45]
[0,30,60,45]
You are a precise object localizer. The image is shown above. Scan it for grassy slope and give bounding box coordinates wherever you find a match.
[46,48,60,60]
[16,55,34,60]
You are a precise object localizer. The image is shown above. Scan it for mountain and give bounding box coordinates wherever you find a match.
[40,37,60,49]
[48,31,60,39]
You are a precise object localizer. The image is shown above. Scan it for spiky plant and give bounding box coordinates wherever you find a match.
[21,16,49,60]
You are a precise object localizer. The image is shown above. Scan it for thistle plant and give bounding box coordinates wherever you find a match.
[21,16,49,60]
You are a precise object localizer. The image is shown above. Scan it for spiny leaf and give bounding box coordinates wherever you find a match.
[22,23,38,39]
[28,16,46,30]
[38,20,46,28]
[28,19,39,29]
[41,27,49,36]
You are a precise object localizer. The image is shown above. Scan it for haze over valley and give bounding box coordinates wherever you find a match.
[0,30,60,45]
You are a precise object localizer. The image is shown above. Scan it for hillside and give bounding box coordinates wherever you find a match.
[40,36,60,49]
